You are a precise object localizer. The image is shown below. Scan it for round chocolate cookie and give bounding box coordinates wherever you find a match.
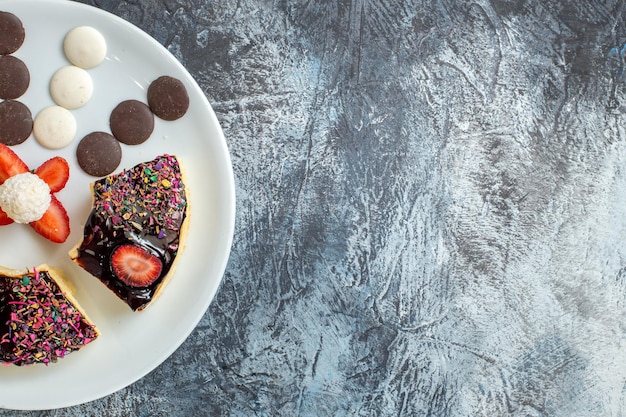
[0,100,32,145]
[76,131,122,177]
[110,99,155,145]
[147,76,189,121]
[0,12,25,55]
[0,55,29,99]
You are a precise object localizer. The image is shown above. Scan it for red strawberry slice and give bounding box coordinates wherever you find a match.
[0,207,13,225]
[111,245,163,287]
[0,143,28,184]
[34,156,69,193]
[29,195,70,243]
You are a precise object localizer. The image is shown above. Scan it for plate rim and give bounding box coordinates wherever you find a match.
[0,0,236,410]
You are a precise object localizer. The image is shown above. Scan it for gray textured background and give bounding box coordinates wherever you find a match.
[5,0,626,415]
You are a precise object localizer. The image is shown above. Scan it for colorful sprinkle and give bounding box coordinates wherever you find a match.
[73,154,188,311]
[0,268,98,366]
[92,154,187,235]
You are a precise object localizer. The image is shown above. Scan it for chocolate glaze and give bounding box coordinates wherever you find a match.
[74,216,181,310]
[0,281,11,360]
[72,155,188,311]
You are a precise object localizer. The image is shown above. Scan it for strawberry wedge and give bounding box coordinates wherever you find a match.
[35,156,70,193]
[0,143,71,243]
[0,207,13,225]
[29,195,70,243]
[0,143,28,184]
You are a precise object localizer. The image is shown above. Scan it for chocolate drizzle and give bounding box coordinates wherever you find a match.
[73,154,188,311]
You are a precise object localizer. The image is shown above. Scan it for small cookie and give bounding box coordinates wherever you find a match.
[33,106,77,149]
[76,131,122,177]
[0,55,29,99]
[0,100,32,146]
[110,99,155,145]
[50,65,93,109]
[64,26,107,69]
[147,76,189,121]
[0,12,25,55]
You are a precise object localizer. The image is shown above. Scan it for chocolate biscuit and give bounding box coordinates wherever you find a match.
[0,55,29,99]
[76,131,122,177]
[0,100,32,145]
[147,76,189,121]
[0,12,25,55]
[110,99,154,145]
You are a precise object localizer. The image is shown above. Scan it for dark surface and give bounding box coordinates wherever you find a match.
[5,0,626,415]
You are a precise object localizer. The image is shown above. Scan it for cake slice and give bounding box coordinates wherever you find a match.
[69,154,190,311]
[0,264,99,366]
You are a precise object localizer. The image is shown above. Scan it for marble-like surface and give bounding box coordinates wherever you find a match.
[5,0,626,415]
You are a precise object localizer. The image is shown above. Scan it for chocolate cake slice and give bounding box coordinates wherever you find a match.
[69,154,189,311]
[0,265,98,366]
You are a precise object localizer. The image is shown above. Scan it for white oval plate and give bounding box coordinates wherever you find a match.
[0,0,235,410]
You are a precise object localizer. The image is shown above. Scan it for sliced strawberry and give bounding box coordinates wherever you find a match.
[29,195,70,243]
[0,207,13,225]
[34,156,69,193]
[0,143,28,184]
[110,245,163,287]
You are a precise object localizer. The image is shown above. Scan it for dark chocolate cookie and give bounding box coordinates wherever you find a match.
[110,99,154,145]
[0,100,32,145]
[0,12,25,55]
[147,76,189,121]
[0,55,29,99]
[76,131,122,177]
